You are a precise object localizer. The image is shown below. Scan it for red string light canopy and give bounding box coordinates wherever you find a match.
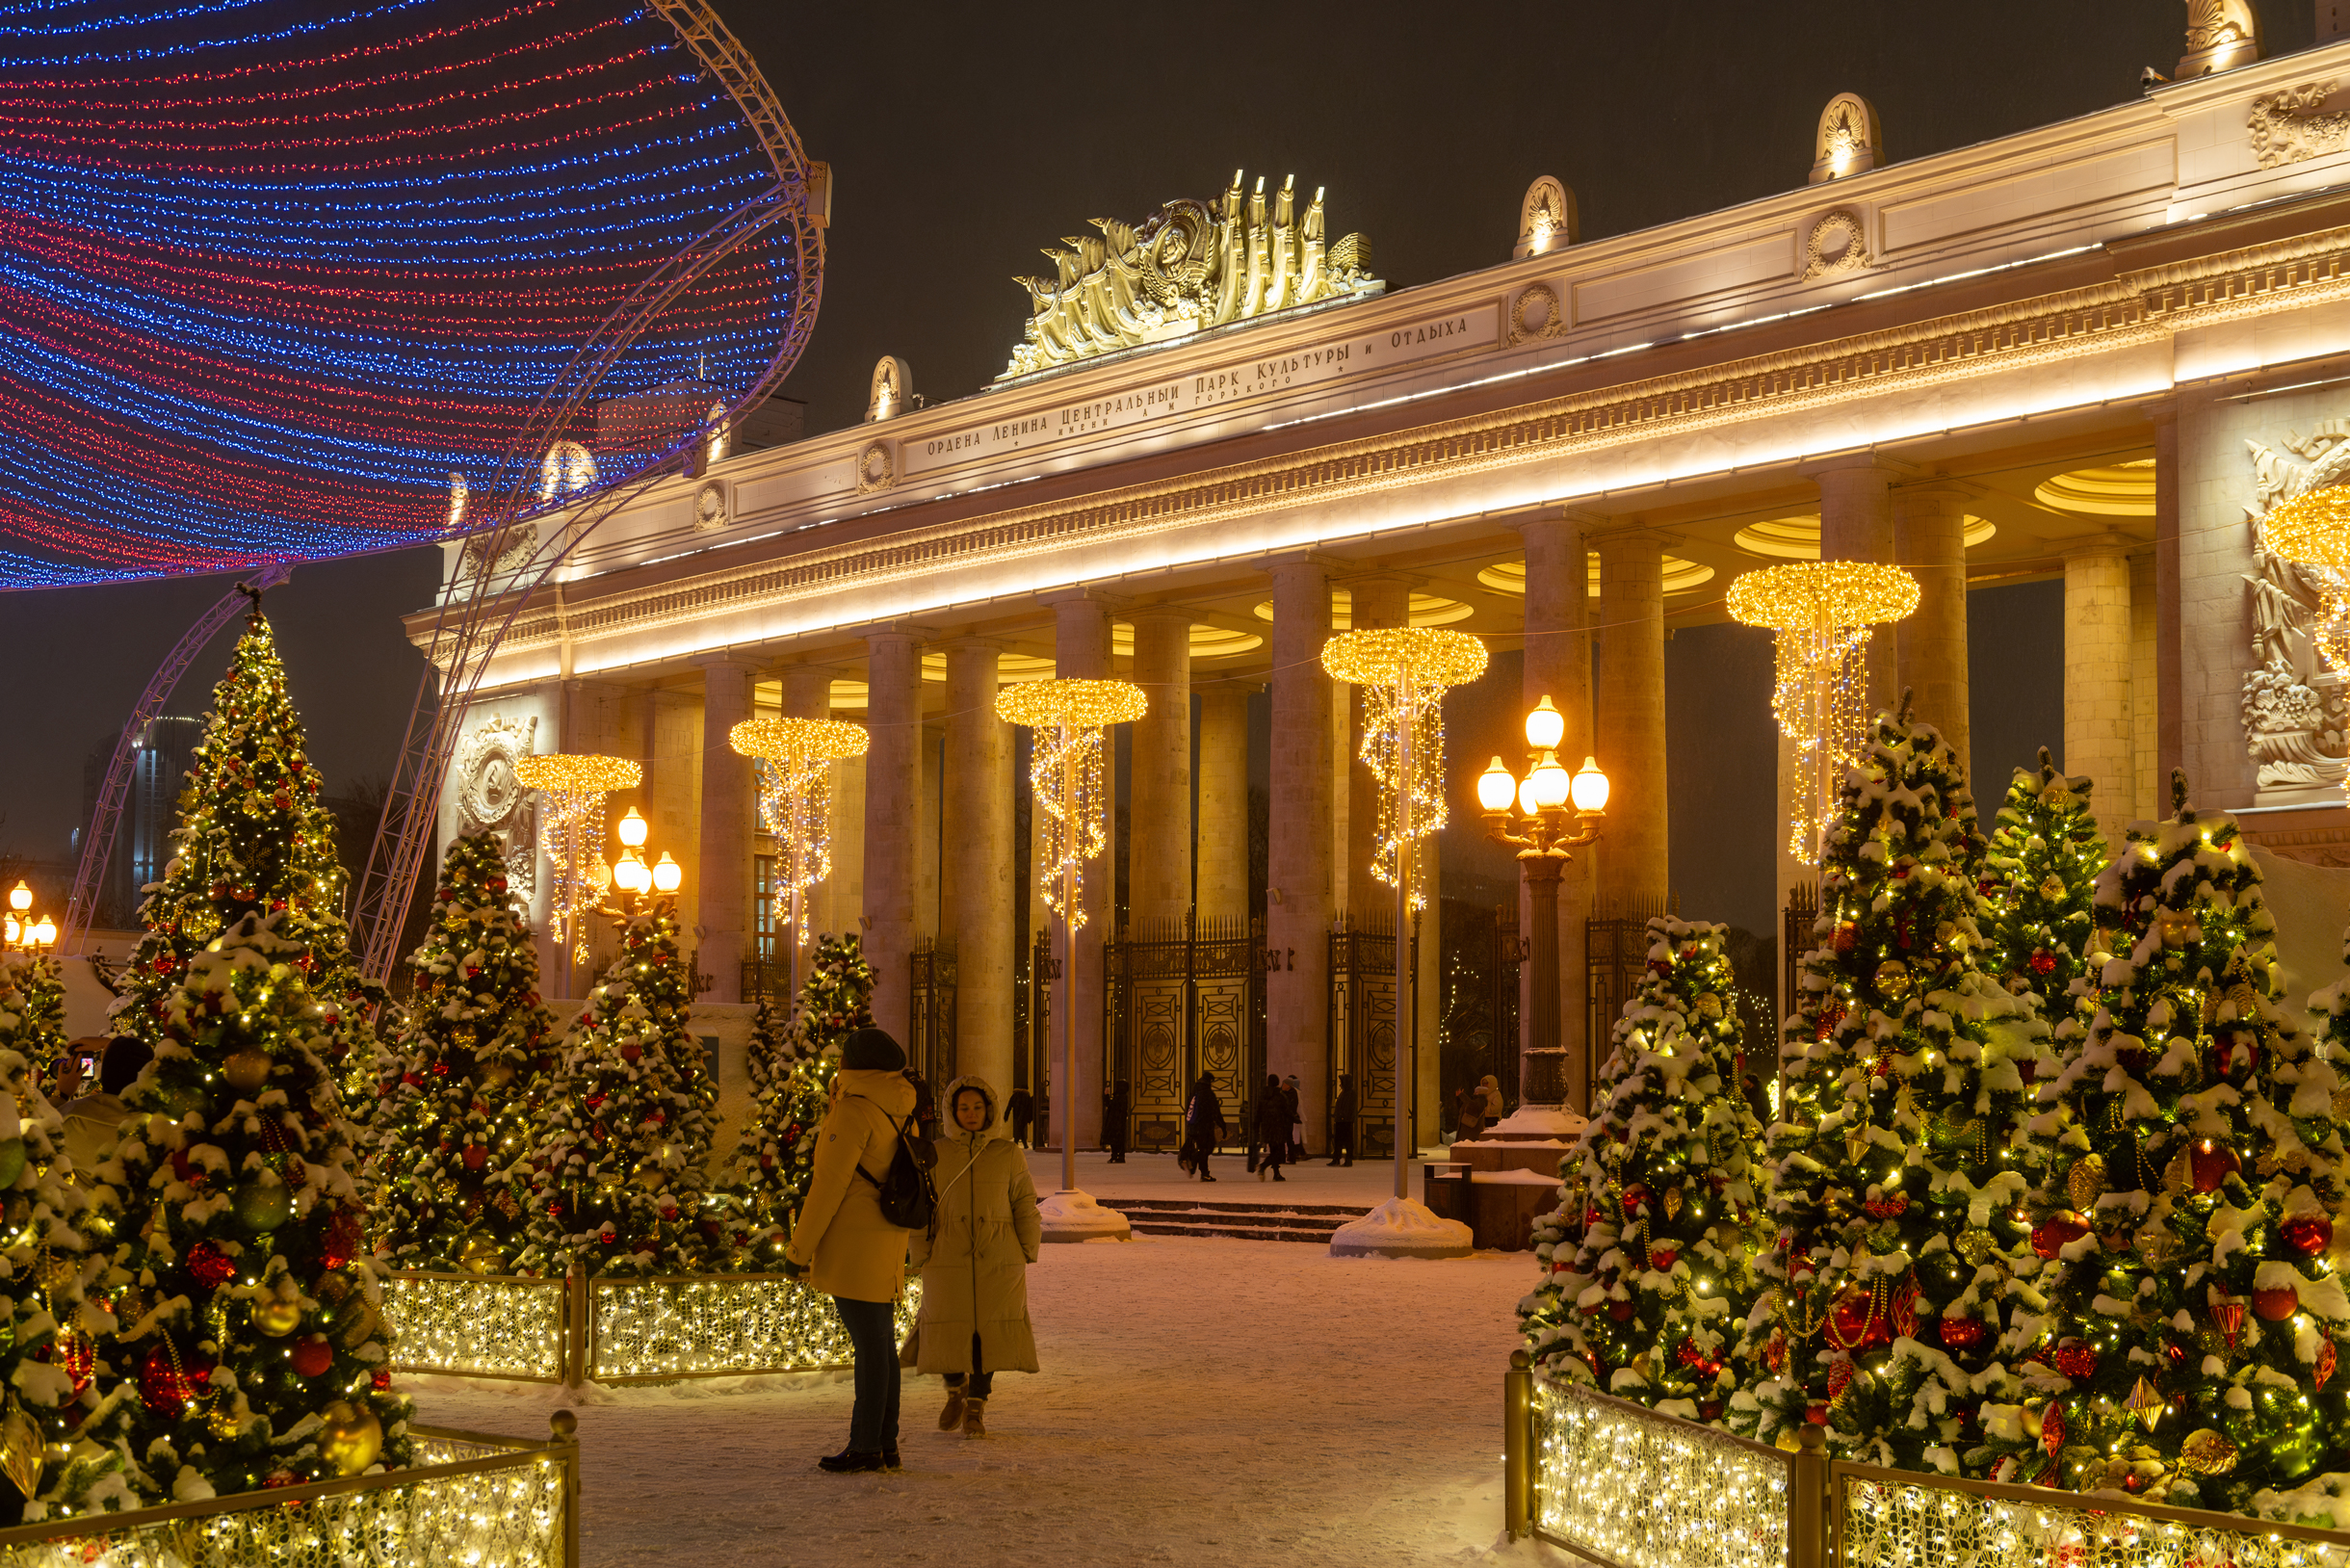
[0,0,822,589]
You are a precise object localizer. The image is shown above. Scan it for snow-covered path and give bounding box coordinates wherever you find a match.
[408,1236,1547,1565]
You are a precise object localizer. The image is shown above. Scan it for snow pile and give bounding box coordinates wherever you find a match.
[1037,1188,1132,1241]
[1329,1197,1473,1258]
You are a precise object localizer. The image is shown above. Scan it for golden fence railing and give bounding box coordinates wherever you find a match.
[1509,1356,2350,1568]
[0,1417,579,1568]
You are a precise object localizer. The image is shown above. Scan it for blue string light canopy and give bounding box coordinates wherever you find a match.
[0,0,823,589]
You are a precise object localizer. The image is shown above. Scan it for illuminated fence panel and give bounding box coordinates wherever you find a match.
[0,1425,571,1568]
[383,1273,569,1382]
[1840,1470,2350,1568]
[589,1275,922,1382]
[1534,1378,1790,1568]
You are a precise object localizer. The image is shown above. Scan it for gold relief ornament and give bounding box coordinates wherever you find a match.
[0,1398,39,1497]
[2067,1154,2107,1212]
[2180,1427,2239,1477]
[1954,1228,1998,1266]
[2038,873,2068,902]
[999,170,1382,380]
[1872,960,1911,1002]
[2125,1375,2165,1432]
[1661,1188,1684,1220]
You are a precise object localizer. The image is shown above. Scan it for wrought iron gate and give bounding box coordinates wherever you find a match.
[1583,896,1676,1113]
[1439,901,1521,1127]
[1330,913,1399,1160]
[1104,914,1265,1152]
[1025,931,1054,1145]
[908,935,957,1091]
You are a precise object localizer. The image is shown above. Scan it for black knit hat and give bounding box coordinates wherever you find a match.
[841,1028,906,1071]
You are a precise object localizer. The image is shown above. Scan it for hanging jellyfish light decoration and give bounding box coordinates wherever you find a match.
[514,754,640,974]
[729,718,869,954]
[2255,483,2350,800]
[1727,562,1919,867]
[998,681,1148,928]
[1323,629,1489,910]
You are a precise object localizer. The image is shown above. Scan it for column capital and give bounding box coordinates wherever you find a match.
[1124,602,1196,628]
[1256,549,1341,581]
[936,632,1010,655]
[1515,510,1595,543]
[1585,518,1682,553]
[2059,531,2141,562]
[858,621,935,649]
[2143,395,2179,431]
[1038,586,1129,614]
[695,648,757,671]
[1196,676,1265,699]
[1891,479,1971,506]
[1800,453,1919,483]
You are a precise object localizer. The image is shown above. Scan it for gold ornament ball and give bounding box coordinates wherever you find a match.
[317,1399,383,1476]
[251,1294,302,1337]
[221,1050,272,1093]
[331,1298,379,1350]
[2179,1427,2239,1477]
[1873,960,1912,1002]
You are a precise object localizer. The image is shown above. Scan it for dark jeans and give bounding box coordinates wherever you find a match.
[1330,1124,1355,1163]
[833,1296,901,1454]
[945,1331,994,1399]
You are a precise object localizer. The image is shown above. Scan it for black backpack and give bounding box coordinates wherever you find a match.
[852,1079,938,1234]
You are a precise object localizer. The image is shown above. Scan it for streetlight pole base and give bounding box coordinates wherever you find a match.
[1037,1189,1134,1243]
[1328,1196,1473,1259]
[1481,1104,1587,1140]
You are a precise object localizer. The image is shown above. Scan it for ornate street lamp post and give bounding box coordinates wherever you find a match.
[2,881,57,955]
[1476,701,1608,1116]
[997,677,1146,1241]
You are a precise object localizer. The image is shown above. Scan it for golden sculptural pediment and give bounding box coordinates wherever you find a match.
[1000,170,1380,381]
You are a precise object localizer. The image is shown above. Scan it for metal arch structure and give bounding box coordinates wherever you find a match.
[347,3,826,981]
[62,561,295,951]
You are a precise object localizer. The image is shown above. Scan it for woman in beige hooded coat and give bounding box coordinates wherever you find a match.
[783,1028,919,1472]
[909,1076,1040,1437]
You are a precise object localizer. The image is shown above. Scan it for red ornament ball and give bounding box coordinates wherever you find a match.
[186,1241,236,1290]
[138,1343,213,1417]
[289,1335,334,1378]
[2030,1213,2092,1260]
[1805,1402,1830,1425]
[1864,1192,1910,1220]
[461,1145,488,1171]
[2028,950,2056,976]
[1607,1300,1633,1322]
[621,1043,642,1064]
[373,1369,393,1391]
[1832,1290,1889,1350]
[1647,1247,1679,1273]
[2255,1286,2300,1321]
[2189,1141,2238,1195]
[1833,926,1859,955]
[2050,1342,2098,1379]
[1938,1316,1987,1352]
[2285,1215,2335,1256]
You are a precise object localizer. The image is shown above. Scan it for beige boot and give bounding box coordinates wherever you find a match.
[961,1397,988,1438]
[938,1382,966,1431]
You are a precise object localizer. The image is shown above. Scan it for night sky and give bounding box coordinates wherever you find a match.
[1,0,2267,932]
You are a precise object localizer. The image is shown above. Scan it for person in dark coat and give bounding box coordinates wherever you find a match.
[1182,1072,1224,1181]
[1282,1073,1304,1163]
[1327,1074,1357,1166]
[1254,1073,1290,1183]
[1005,1086,1034,1149]
[1104,1080,1131,1163]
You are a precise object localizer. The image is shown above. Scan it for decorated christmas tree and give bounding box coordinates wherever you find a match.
[369,831,555,1271]
[1520,917,1765,1419]
[1978,749,2106,1016]
[510,905,720,1277]
[109,607,380,1093]
[714,934,872,1268]
[77,914,409,1503]
[0,954,65,1085]
[1996,774,2350,1507]
[1729,700,2049,1470]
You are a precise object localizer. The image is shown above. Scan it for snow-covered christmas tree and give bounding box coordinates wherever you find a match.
[714,933,871,1268]
[370,831,555,1271]
[1730,700,2048,1470]
[0,1045,105,1521]
[82,914,409,1503]
[2001,774,2350,1507]
[1521,917,1764,1419]
[0,953,65,1084]
[1978,749,2105,1017]
[510,905,719,1277]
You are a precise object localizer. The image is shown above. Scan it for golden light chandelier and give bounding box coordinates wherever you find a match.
[2261,483,2350,674]
[996,679,1147,929]
[728,717,868,952]
[514,753,640,971]
[1320,628,1489,910]
[1727,562,1918,867]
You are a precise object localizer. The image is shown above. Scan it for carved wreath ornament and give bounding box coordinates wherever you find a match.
[1803,210,1870,280]
[455,714,538,899]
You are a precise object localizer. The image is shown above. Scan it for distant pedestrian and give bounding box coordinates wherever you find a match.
[61,1035,148,1177]
[1005,1085,1034,1149]
[1478,1073,1505,1127]
[1182,1072,1224,1181]
[1104,1079,1131,1163]
[1740,1070,1773,1127]
[909,1077,1040,1441]
[1283,1073,1304,1163]
[1455,1083,1486,1142]
[782,1028,924,1474]
[1255,1073,1290,1184]
[1327,1074,1357,1167]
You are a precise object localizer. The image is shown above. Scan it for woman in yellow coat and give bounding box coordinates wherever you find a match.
[782,1029,918,1472]
[910,1075,1041,1437]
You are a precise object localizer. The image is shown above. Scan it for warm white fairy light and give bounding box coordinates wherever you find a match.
[1726,563,1917,867]
[997,680,1147,928]
[515,753,641,970]
[730,718,868,951]
[1321,628,1487,909]
[1534,1378,1789,1568]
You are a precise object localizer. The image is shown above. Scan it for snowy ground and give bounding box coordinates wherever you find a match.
[407,1234,1570,1566]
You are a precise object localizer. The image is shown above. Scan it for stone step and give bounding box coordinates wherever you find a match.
[1107,1196,1367,1217]
[1095,1196,1368,1243]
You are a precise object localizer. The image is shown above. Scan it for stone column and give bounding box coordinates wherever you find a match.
[1518,514,1592,1111]
[2064,538,2136,845]
[943,640,1013,1099]
[1128,609,1194,929]
[1265,558,1334,1154]
[1344,575,1411,925]
[696,655,755,1004]
[1050,594,1113,1150]
[2152,402,2182,787]
[862,630,924,1046]
[1815,462,1900,715]
[2130,550,2157,823]
[1893,484,1971,777]
[1195,684,1253,927]
[1594,527,1669,913]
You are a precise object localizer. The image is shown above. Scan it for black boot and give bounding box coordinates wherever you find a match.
[819,1449,886,1473]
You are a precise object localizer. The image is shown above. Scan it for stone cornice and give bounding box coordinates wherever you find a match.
[452,220,2350,667]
